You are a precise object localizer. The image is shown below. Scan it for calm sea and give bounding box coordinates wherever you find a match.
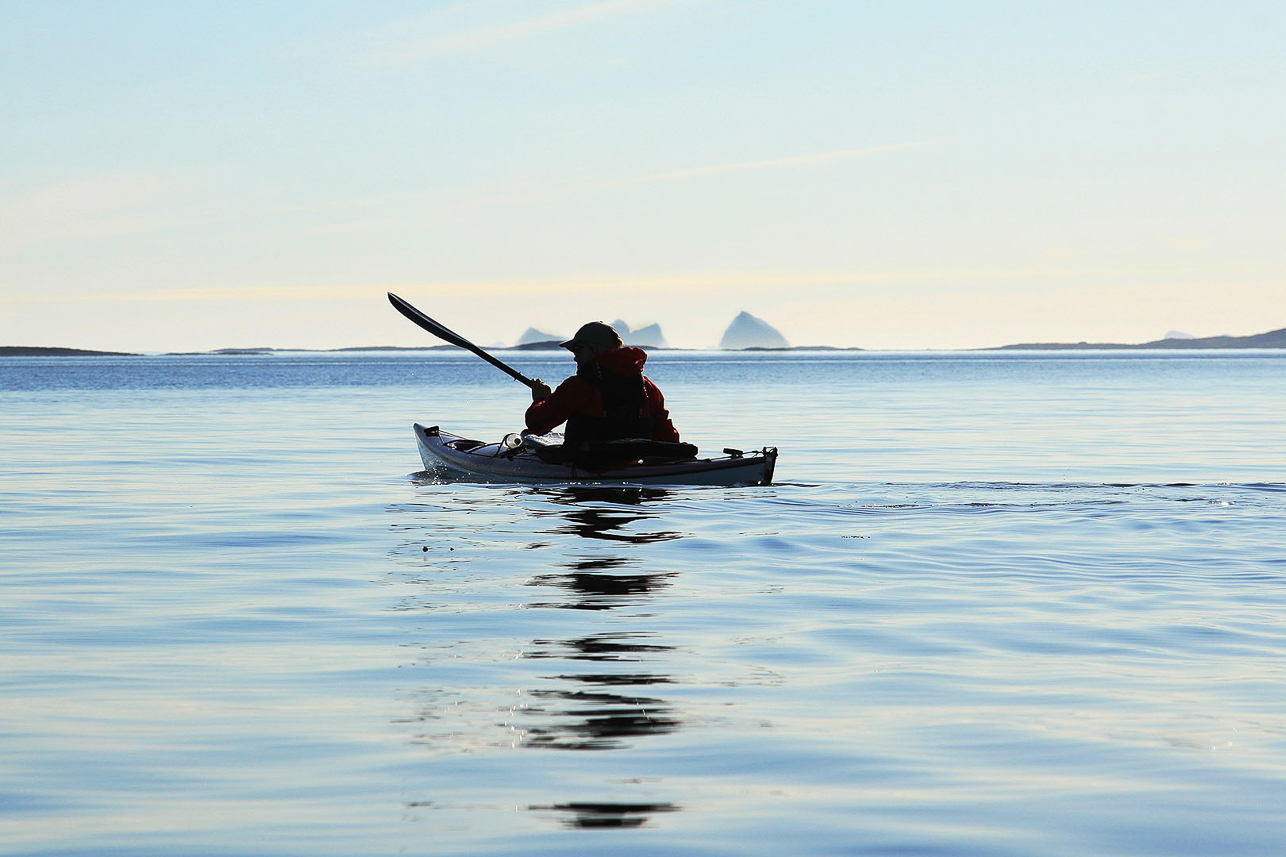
[3,350,1285,856]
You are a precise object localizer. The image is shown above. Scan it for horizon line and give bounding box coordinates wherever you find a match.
[7,328,1286,359]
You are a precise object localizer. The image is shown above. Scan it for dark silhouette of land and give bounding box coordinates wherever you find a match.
[1,346,139,356]
[6,327,1286,355]
[992,327,1286,350]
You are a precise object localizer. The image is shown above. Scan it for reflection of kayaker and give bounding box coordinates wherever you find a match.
[526,322,680,447]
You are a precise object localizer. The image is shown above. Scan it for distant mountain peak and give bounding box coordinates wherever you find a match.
[609,319,667,348]
[625,322,667,348]
[720,311,788,349]
[516,327,562,346]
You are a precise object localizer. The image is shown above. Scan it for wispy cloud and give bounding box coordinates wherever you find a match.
[29,262,1256,306]
[447,141,937,209]
[19,284,385,304]
[0,172,200,251]
[347,0,686,67]
[626,142,935,184]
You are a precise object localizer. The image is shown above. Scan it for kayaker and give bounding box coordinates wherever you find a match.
[526,321,681,446]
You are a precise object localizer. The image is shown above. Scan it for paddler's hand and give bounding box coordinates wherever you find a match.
[531,380,552,402]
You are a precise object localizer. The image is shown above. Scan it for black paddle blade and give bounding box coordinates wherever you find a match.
[386,292,539,389]
[387,292,469,348]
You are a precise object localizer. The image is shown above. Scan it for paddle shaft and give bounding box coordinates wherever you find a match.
[387,292,541,390]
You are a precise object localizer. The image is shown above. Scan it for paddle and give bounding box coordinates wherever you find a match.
[387,292,541,390]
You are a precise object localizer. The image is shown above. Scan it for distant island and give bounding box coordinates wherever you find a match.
[510,340,563,350]
[516,327,562,346]
[992,327,1286,350]
[515,320,670,349]
[720,311,789,349]
[613,319,668,349]
[0,346,140,356]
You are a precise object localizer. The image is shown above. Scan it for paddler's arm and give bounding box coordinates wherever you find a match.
[524,377,584,435]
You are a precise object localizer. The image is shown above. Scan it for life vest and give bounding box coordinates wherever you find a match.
[563,362,654,448]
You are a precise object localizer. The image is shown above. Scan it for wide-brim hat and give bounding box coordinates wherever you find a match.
[560,321,623,352]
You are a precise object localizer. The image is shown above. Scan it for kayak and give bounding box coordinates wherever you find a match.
[414,424,777,486]
[415,424,777,486]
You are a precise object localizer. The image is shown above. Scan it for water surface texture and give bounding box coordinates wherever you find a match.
[3,351,1285,856]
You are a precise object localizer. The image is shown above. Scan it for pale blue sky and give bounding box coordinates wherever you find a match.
[2,1,1283,350]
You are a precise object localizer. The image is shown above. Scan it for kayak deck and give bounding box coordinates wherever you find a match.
[414,424,777,486]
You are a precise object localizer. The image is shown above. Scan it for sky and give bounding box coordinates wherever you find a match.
[2,0,1284,351]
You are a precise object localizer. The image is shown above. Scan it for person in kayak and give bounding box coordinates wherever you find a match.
[526,321,681,447]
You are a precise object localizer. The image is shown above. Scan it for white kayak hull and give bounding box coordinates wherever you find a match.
[414,424,777,486]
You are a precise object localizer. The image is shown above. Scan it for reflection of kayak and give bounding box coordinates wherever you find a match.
[414,424,777,486]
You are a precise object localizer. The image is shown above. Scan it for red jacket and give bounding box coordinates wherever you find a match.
[525,347,680,442]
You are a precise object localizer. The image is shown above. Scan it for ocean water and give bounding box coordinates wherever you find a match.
[3,350,1285,856]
